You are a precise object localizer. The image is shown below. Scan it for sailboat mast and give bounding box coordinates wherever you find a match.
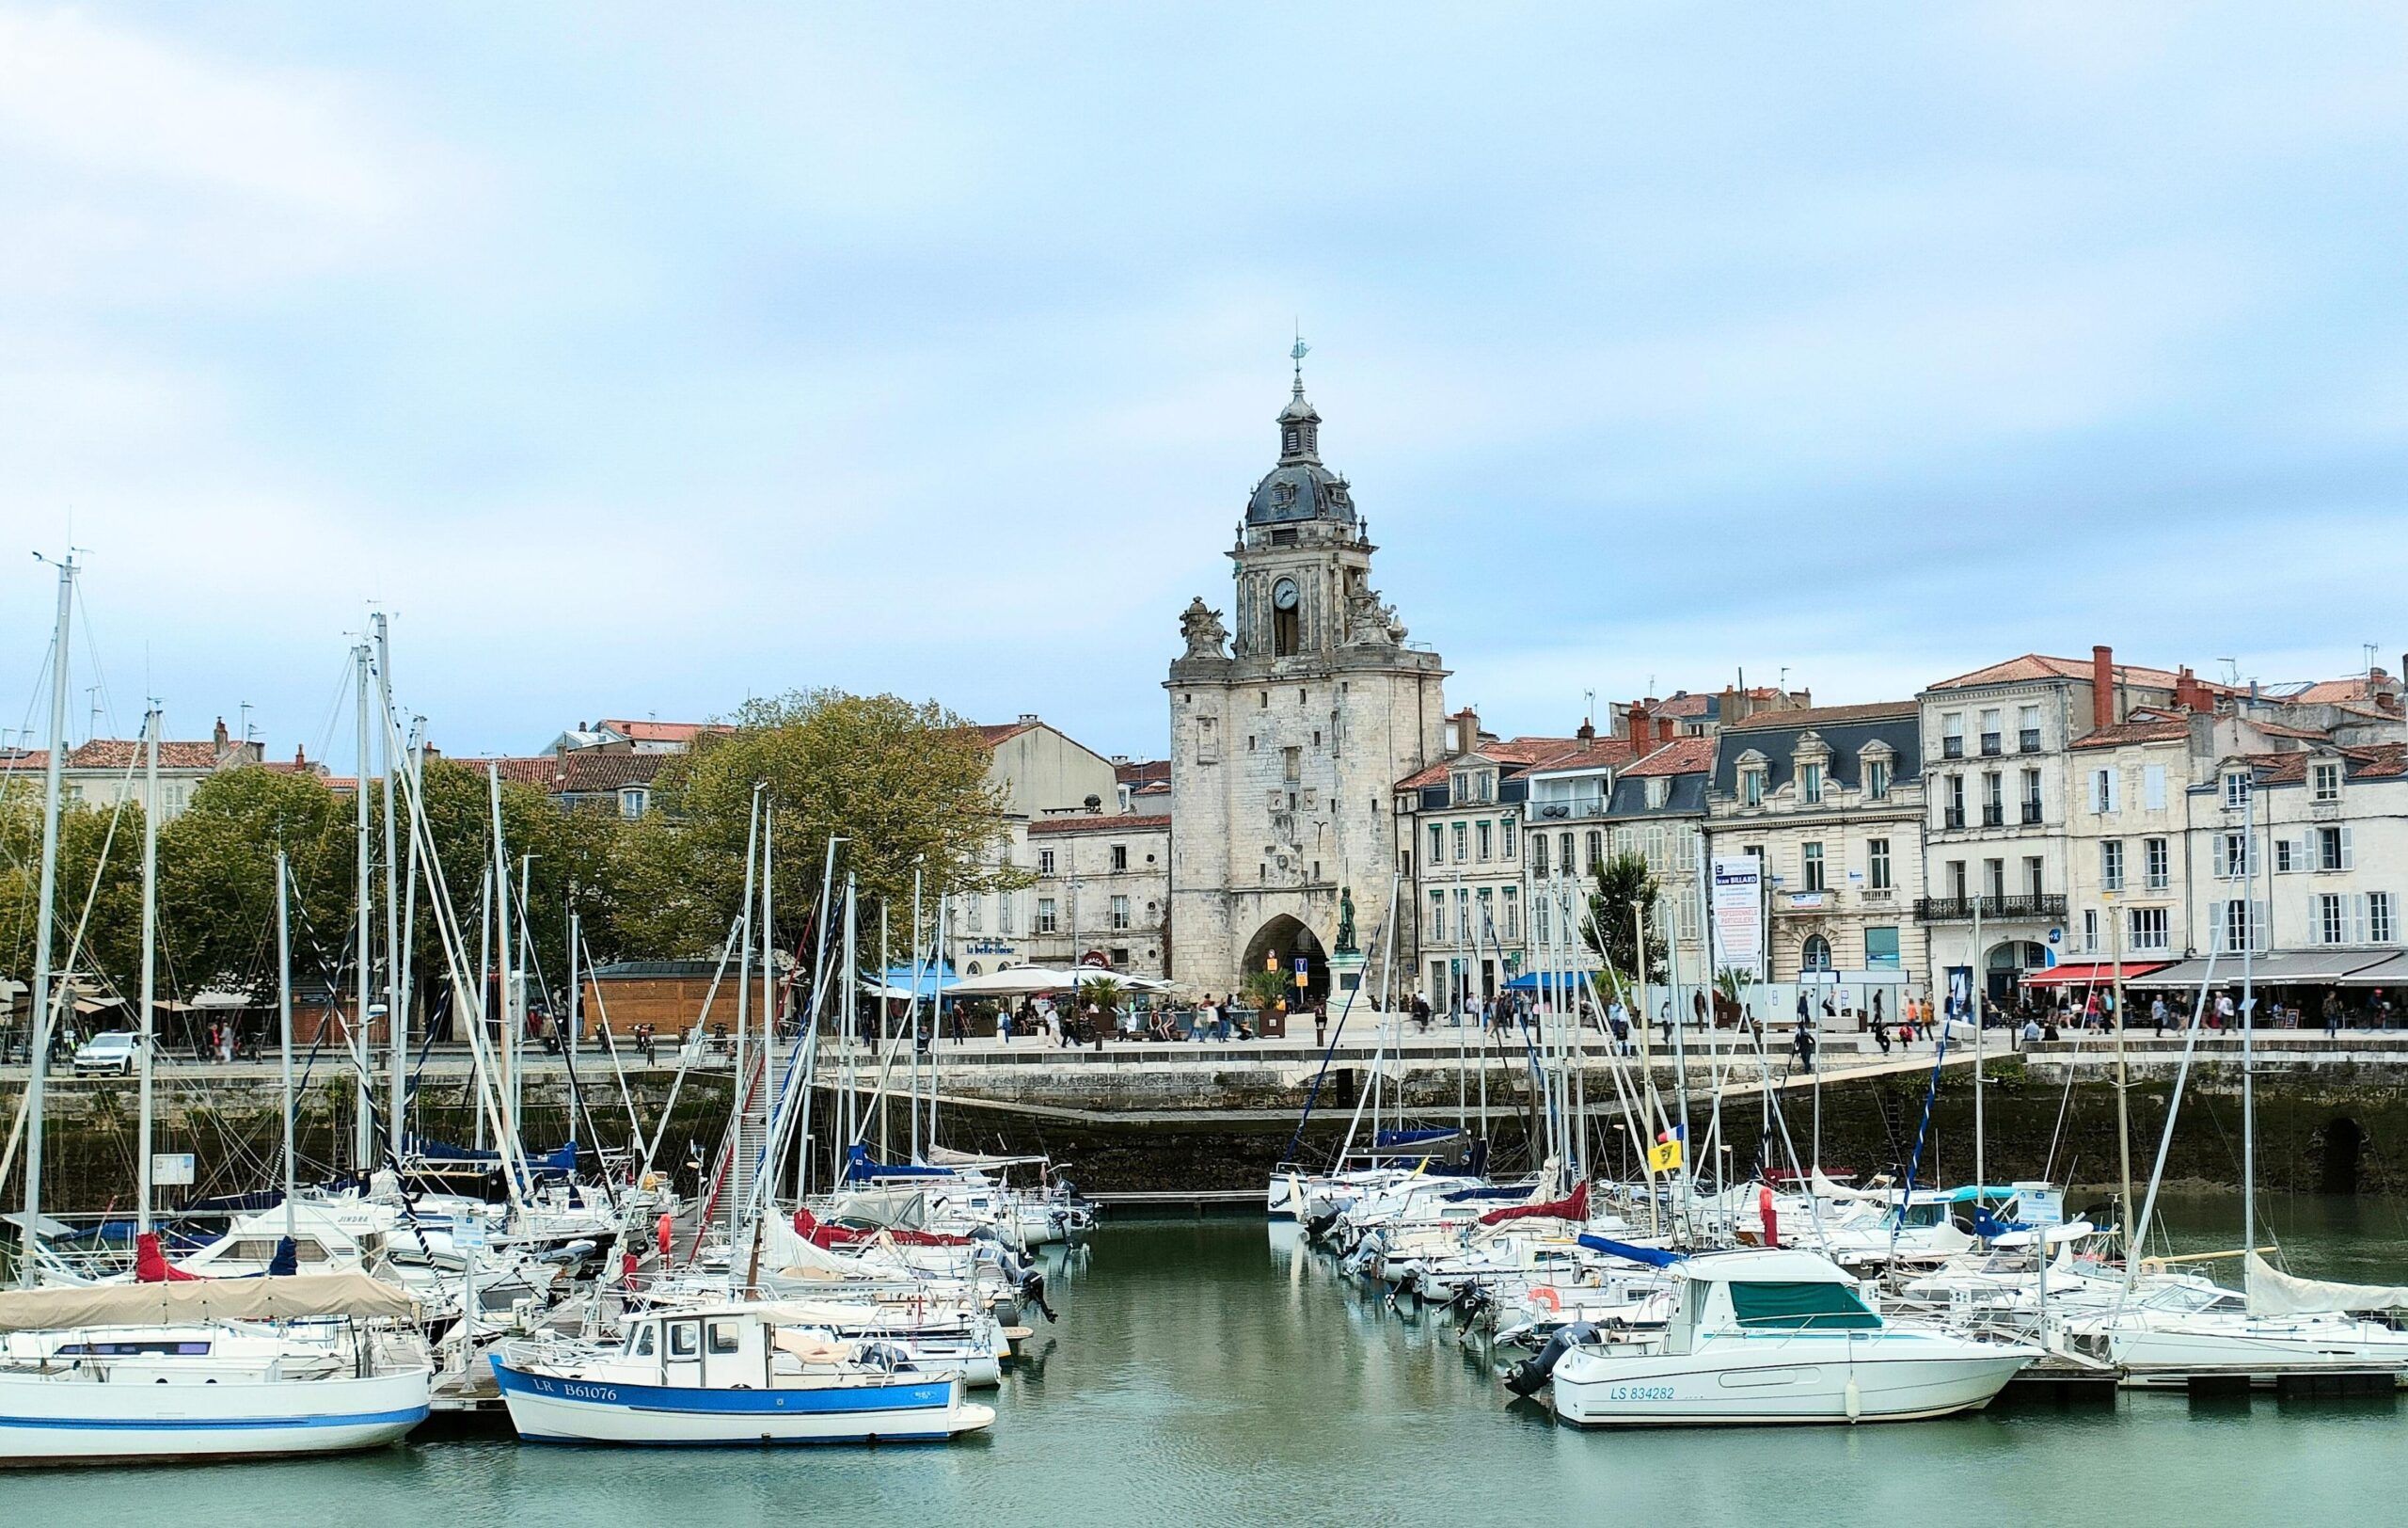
[136,707,160,1236]
[374,616,405,1159]
[487,765,516,1163]
[354,642,375,1172]
[276,851,299,1242]
[729,788,761,1248]
[907,862,923,1162]
[2241,772,2258,1266]
[19,554,74,1285]
[1972,893,1985,1194]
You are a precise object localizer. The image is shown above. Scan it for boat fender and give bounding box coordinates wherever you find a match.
[1505,1321,1598,1398]
[1844,1376,1862,1422]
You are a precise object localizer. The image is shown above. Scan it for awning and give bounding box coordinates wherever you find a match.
[2020,963,2166,988]
[2124,952,2398,989]
[2334,952,2408,988]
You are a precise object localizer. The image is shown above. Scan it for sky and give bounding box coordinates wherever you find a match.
[3,3,2406,762]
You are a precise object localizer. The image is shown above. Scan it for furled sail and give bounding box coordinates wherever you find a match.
[2245,1253,2408,1317]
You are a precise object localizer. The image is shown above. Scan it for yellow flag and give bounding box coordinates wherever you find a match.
[1647,1139,1684,1172]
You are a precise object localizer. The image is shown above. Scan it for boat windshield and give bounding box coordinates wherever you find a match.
[2143,1284,2242,1314]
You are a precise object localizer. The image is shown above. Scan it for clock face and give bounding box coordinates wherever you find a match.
[1272,578,1299,611]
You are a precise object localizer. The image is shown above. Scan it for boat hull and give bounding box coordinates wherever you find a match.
[0,1369,430,1465]
[491,1360,991,1445]
[1550,1338,2031,1427]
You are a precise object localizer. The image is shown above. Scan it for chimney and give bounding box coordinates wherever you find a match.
[1017,712,1040,726]
[1626,704,1649,748]
[213,716,230,752]
[2091,645,2115,731]
[293,746,307,766]
[2174,665,2213,716]
[1576,719,1596,742]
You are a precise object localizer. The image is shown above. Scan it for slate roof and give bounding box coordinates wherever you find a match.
[1713,702,1922,796]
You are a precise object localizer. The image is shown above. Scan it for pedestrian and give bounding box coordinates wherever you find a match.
[1793,1023,1816,1073]
[1313,997,1328,1048]
[2215,991,2236,1031]
[1411,993,1432,1034]
[1872,1018,1892,1057]
[2020,1013,2043,1049]
[2151,995,2169,1036]
[2323,991,2342,1038]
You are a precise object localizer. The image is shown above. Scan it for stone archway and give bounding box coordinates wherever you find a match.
[1986,941,2047,1004]
[1242,915,1329,1007]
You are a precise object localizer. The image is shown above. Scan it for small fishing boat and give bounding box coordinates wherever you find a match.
[1541,1248,2036,1426]
[490,1302,995,1445]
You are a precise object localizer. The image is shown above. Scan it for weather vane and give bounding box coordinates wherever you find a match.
[1291,323,1308,383]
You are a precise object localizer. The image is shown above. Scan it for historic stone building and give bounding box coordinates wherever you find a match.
[1165,364,1448,1000]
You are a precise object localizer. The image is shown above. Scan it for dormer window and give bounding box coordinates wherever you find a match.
[1645,776,1669,809]
[2223,770,2252,809]
[2311,760,2342,802]
[1737,751,1768,807]
[1860,740,1895,801]
[1800,762,1824,804]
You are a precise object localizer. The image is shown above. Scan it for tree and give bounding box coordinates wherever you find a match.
[157,766,352,1002]
[0,789,148,1025]
[646,690,1021,956]
[1587,851,1669,993]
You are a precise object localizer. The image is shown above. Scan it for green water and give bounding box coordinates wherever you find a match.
[5,1199,2404,1527]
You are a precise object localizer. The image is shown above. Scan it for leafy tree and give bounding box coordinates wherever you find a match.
[0,789,148,1025]
[156,765,352,1002]
[647,690,1021,956]
[1586,851,1669,992]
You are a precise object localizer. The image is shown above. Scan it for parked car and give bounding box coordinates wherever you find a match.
[71,1031,159,1076]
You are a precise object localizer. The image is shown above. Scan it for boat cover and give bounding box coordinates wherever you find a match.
[1372,1128,1461,1149]
[2245,1253,2408,1316]
[1576,1234,1684,1268]
[1479,1182,1588,1227]
[842,1145,954,1184]
[0,1272,417,1330]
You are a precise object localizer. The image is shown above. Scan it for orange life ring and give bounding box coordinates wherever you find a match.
[1530,1286,1563,1313]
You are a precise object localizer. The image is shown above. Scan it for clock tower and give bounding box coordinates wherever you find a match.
[1164,353,1448,1000]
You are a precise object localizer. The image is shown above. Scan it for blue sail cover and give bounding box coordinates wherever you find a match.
[1576,1234,1686,1268]
[410,1138,578,1176]
[1441,1185,1531,1202]
[841,1144,955,1184]
[1972,1208,2031,1239]
[1372,1128,1462,1150]
[266,1236,298,1277]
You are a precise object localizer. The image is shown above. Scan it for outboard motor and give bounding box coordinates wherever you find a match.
[1306,1210,1340,1244]
[1504,1320,1598,1399]
[1020,1265,1057,1323]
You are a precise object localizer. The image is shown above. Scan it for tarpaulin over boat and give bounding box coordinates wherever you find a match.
[1480,1182,1588,1227]
[2246,1253,2408,1316]
[1576,1234,1684,1268]
[0,1272,417,1329]
[1372,1128,1461,1150]
[410,1138,578,1175]
[841,1145,954,1184]
[792,1208,967,1249]
[1442,1185,1532,1202]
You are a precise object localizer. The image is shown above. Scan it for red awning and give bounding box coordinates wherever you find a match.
[2020,962,2166,988]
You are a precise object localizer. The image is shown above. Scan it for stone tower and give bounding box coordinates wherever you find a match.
[1165,358,1447,1001]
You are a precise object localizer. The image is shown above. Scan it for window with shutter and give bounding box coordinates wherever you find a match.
[2144,765,2166,810]
[2341,827,2355,869]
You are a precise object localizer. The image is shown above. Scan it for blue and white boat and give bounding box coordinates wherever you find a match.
[0,1274,433,1465]
[490,1302,995,1445]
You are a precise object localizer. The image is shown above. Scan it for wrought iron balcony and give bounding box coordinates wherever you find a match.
[1913,893,2067,923]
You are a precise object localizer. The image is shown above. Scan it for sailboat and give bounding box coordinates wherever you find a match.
[0,637,432,1464]
[2061,779,2408,1386]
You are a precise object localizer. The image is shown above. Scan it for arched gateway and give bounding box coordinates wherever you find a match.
[1242,915,1329,1006]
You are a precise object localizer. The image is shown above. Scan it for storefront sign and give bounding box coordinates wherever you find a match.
[1711,855,1765,972]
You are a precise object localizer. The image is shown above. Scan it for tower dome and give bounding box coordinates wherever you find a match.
[1246,368,1356,527]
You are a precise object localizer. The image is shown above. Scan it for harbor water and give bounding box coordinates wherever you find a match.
[3,1194,2401,1527]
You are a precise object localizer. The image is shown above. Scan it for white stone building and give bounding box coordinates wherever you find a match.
[1165,365,1447,1001]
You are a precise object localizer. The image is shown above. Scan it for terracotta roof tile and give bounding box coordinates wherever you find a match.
[1115,758,1170,785]
[2069,717,2193,751]
[1927,654,2210,692]
[2253,743,2407,783]
[558,752,672,792]
[976,722,1038,747]
[1027,812,1170,836]
[65,739,229,771]
[1622,736,1718,776]
[1393,735,1585,790]
[445,756,562,787]
[598,719,725,744]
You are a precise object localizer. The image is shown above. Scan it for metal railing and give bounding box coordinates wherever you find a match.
[1913,893,2067,922]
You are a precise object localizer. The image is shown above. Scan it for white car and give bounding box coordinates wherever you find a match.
[71,1031,158,1076]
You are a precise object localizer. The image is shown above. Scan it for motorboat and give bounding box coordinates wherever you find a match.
[490,1301,995,1444]
[1543,1248,2037,1426]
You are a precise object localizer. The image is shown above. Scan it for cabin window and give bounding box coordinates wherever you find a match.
[708,1321,741,1355]
[1726,1281,1879,1329]
[669,1323,700,1358]
[633,1326,656,1357]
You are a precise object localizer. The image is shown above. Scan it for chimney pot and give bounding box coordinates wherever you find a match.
[2091,645,2115,731]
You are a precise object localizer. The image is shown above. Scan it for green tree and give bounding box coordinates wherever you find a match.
[1586,851,1669,992]
[0,789,148,1025]
[157,765,352,1002]
[647,690,1020,956]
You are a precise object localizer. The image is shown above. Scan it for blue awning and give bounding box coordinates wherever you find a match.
[1503,971,1588,993]
[1373,1127,1462,1149]
[841,1144,955,1184]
